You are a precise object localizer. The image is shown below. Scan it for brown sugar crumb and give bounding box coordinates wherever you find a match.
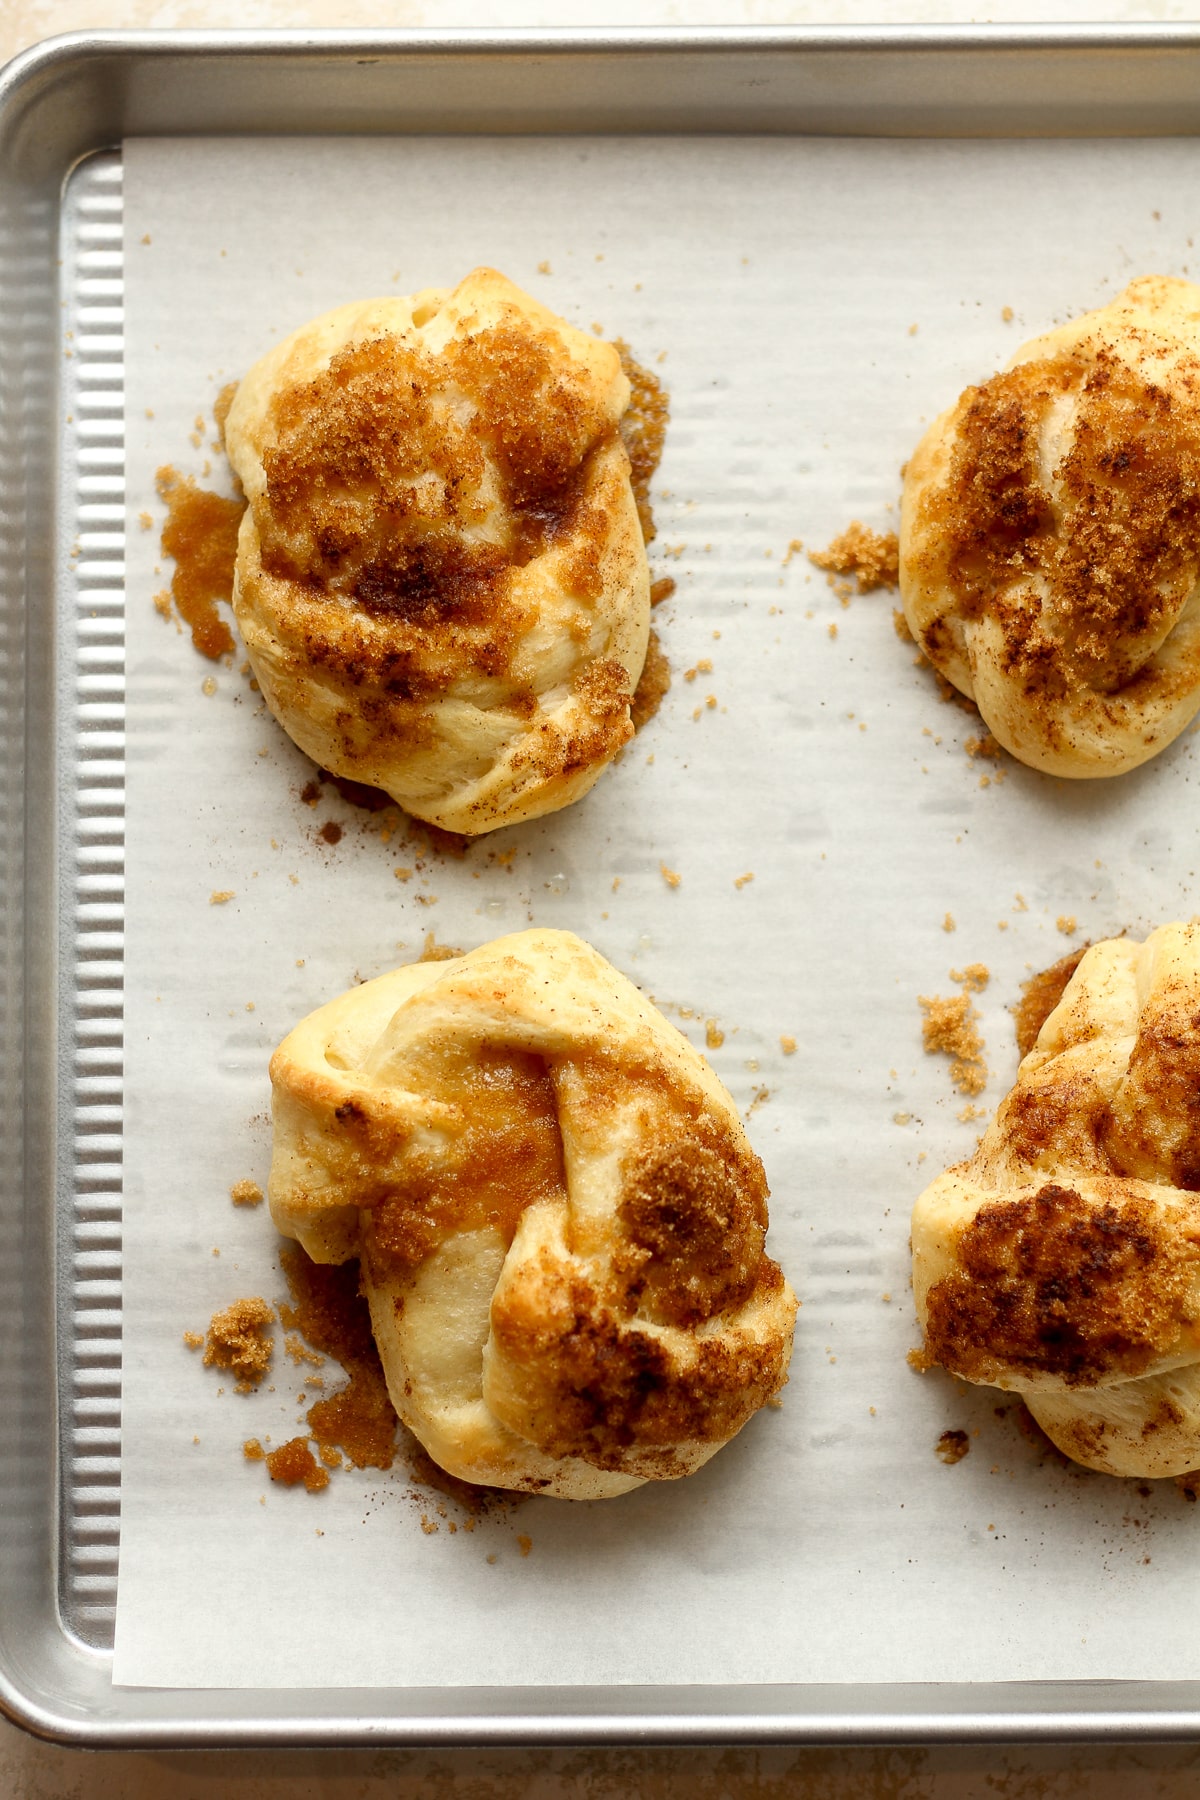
[919,991,987,1096]
[319,820,343,846]
[705,1019,725,1050]
[1002,306,1015,323]
[649,576,676,607]
[1012,946,1089,1057]
[809,523,900,593]
[243,1438,265,1462]
[285,1332,324,1368]
[936,1428,971,1465]
[1057,914,1078,936]
[202,1297,274,1391]
[630,628,670,731]
[420,1515,439,1534]
[616,343,669,545]
[230,1179,263,1208]
[734,872,755,890]
[780,1035,797,1056]
[155,466,244,660]
[828,622,838,640]
[782,539,804,566]
[266,1436,329,1492]
[943,913,956,933]
[950,962,990,994]
[153,589,172,621]
[517,1533,533,1557]
[965,733,1004,761]
[209,889,235,905]
[660,863,681,889]
[182,1330,203,1350]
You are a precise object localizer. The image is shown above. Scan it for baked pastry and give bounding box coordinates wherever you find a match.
[912,922,1200,1478]
[223,270,650,833]
[901,276,1200,777]
[268,929,797,1498]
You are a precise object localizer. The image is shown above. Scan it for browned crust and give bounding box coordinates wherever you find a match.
[922,1182,1200,1384]
[489,1259,789,1472]
[1103,1002,1200,1191]
[248,327,623,702]
[909,343,1200,712]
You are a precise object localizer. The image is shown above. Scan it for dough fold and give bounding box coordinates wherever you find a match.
[912,922,1200,1477]
[269,929,797,1498]
[225,269,650,833]
[901,276,1200,777]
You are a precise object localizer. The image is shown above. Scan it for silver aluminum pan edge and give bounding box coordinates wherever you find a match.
[6,23,1200,1749]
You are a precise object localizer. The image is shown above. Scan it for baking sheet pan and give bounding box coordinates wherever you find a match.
[12,24,1200,1745]
[112,126,1200,1696]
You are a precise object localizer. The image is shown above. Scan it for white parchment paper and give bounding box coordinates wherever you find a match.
[114,133,1200,1689]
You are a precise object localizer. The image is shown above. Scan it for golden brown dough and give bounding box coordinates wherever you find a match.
[224,270,650,833]
[912,922,1200,1477]
[268,929,797,1498]
[901,277,1200,777]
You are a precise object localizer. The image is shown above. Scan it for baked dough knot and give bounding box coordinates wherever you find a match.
[901,276,1200,777]
[268,929,797,1499]
[224,269,650,834]
[912,921,1200,1477]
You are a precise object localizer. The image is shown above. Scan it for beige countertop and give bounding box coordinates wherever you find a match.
[5,4,1200,1793]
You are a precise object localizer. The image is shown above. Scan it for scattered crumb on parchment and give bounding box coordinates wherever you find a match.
[919,963,989,1097]
[780,1035,797,1056]
[201,1297,274,1392]
[809,523,899,594]
[1057,915,1078,936]
[660,863,681,889]
[936,1429,970,1465]
[705,1019,725,1049]
[949,962,989,994]
[230,1179,263,1208]
[209,889,236,905]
